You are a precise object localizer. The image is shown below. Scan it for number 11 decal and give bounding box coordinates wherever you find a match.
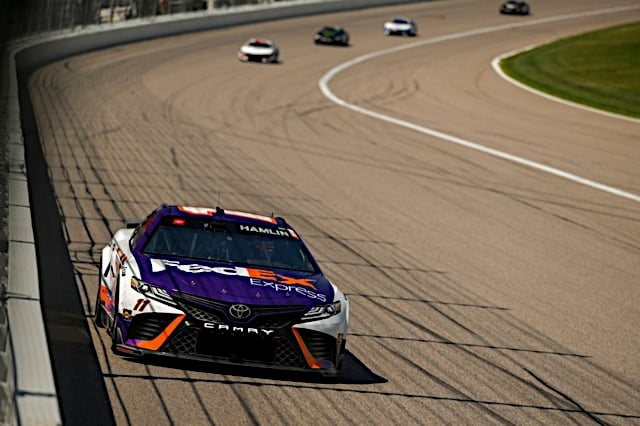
[134,299,150,312]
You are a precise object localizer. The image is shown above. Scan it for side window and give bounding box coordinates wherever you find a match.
[130,210,158,250]
[143,227,171,254]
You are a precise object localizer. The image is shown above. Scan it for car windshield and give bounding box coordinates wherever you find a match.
[248,41,271,48]
[393,18,409,24]
[142,216,317,273]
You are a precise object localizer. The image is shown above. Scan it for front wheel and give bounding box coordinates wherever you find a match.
[109,277,124,353]
[94,279,108,328]
[111,317,123,352]
[335,340,347,373]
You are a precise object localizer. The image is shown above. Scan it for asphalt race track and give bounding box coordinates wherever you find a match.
[25,0,639,424]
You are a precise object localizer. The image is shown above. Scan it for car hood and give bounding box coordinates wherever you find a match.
[136,255,334,307]
[386,22,412,28]
[240,45,275,55]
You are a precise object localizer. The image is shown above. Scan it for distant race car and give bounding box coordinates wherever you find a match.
[95,204,349,376]
[314,26,350,46]
[383,17,417,36]
[500,1,530,15]
[237,38,279,63]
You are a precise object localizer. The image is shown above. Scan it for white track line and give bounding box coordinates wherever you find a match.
[492,49,640,125]
[318,5,640,203]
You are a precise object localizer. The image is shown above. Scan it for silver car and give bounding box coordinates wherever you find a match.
[383,17,417,37]
[238,38,279,63]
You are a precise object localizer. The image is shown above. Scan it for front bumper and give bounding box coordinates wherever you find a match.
[500,7,528,15]
[238,52,278,63]
[315,36,347,45]
[384,27,415,36]
[114,303,345,374]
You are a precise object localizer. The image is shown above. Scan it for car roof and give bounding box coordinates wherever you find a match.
[248,38,272,45]
[159,204,287,227]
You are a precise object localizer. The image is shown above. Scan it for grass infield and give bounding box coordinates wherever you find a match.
[500,21,640,119]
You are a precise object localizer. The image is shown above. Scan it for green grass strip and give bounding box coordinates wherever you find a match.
[501,21,640,119]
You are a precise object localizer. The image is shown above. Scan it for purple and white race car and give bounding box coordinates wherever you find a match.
[95,204,349,376]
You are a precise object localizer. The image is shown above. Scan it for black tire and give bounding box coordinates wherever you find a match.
[94,277,108,328]
[335,340,346,372]
[110,277,123,353]
[110,316,123,352]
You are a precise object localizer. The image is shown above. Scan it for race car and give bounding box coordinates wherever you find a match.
[500,1,530,15]
[314,26,350,46]
[237,38,279,63]
[383,17,417,37]
[94,204,349,376]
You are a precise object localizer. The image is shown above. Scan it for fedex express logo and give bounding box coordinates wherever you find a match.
[152,260,315,288]
[150,259,326,302]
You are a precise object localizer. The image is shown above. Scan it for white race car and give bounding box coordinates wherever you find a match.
[237,38,279,63]
[383,17,417,37]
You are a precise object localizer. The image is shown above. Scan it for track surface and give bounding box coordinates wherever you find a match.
[28,0,639,424]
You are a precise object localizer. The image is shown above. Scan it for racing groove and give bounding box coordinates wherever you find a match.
[27,0,640,424]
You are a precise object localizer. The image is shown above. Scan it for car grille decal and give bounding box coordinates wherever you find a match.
[128,313,177,340]
[296,329,336,362]
[177,302,224,324]
[134,314,185,351]
[164,327,305,368]
[174,291,305,318]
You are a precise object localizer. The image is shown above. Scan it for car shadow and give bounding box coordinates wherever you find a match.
[314,43,352,48]
[127,349,386,385]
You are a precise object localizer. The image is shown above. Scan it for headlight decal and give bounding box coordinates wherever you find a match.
[301,301,341,321]
[131,277,176,307]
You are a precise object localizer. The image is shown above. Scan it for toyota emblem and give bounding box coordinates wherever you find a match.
[229,304,251,320]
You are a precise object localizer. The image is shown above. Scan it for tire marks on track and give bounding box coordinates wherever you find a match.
[25,1,640,423]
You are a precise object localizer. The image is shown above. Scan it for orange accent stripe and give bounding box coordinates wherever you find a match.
[225,209,277,224]
[99,284,109,304]
[114,346,139,355]
[291,328,322,369]
[137,314,185,351]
